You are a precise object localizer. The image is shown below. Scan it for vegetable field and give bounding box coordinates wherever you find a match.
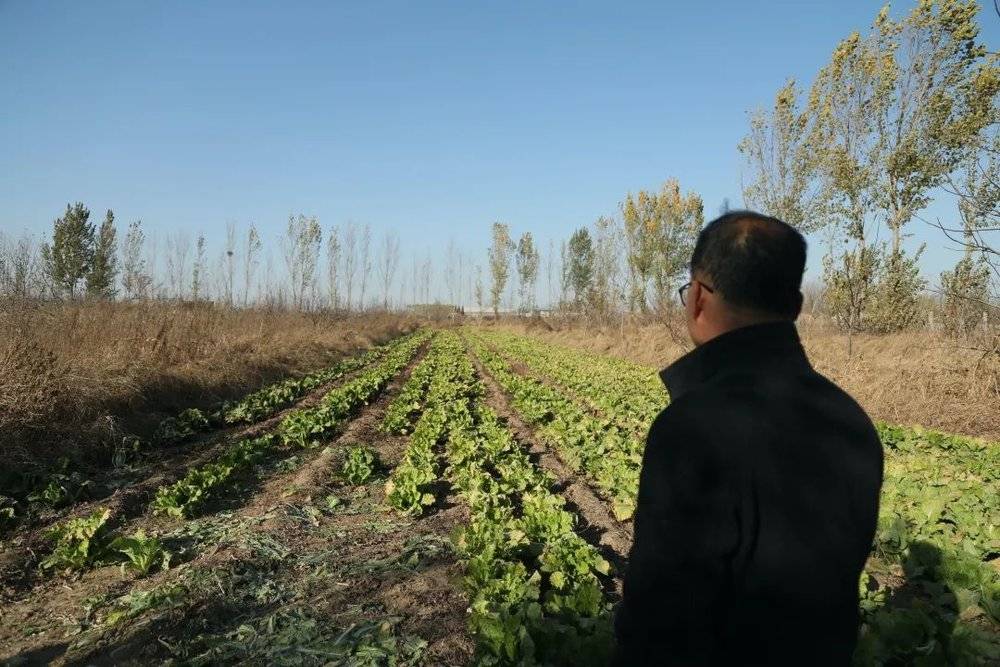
[1,327,998,665]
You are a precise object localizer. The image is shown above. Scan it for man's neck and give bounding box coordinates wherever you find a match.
[664,321,808,400]
[697,314,792,347]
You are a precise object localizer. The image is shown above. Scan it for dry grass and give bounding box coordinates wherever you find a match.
[1,299,416,468]
[493,316,1000,442]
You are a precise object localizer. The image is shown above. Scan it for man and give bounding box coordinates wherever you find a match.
[613,211,883,665]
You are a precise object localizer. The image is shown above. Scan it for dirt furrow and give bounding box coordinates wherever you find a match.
[0,344,397,590]
[464,339,634,587]
[271,340,430,504]
[0,337,474,665]
[0,349,411,605]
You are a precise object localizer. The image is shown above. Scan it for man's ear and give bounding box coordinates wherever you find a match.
[691,281,707,319]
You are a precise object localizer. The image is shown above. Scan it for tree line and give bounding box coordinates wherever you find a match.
[2,1,996,340]
[0,209,414,312]
[739,0,998,338]
[487,0,996,341]
[482,178,705,319]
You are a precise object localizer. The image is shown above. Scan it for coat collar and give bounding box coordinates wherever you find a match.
[660,321,809,400]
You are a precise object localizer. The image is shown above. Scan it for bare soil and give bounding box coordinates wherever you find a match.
[0,343,474,666]
[465,338,633,589]
[0,346,398,600]
[1,330,666,666]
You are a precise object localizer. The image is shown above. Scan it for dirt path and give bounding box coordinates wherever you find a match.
[0,339,474,666]
[465,339,633,589]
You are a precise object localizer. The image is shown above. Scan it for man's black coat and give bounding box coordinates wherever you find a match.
[614,322,883,666]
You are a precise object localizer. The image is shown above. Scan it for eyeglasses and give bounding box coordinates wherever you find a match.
[678,280,715,306]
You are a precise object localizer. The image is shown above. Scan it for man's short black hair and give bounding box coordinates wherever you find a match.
[690,210,806,318]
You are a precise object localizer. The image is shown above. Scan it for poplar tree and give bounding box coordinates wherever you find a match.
[86,209,118,298]
[379,230,400,309]
[746,1,999,334]
[567,227,594,307]
[739,80,827,232]
[621,179,703,312]
[474,264,484,312]
[590,216,624,319]
[488,222,513,316]
[223,223,237,306]
[515,231,540,312]
[243,224,262,306]
[282,214,323,311]
[121,220,151,300]
[940,150,998,335]
[327,225,341,309]
[191,233,207,301]
[41,202,95,298]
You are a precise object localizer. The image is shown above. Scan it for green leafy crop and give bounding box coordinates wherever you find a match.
[341,446,379,485]
[41,508,114,571]
[150,331,429,520]
[154,407,210,445]
[465,328,1000,664]
[382,332,615,664]
[149,334,413,446]
[109,530,171,575]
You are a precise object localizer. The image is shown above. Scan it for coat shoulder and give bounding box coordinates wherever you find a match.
[646,387,751,462]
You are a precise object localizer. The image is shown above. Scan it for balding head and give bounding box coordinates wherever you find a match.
[690,210,806,319]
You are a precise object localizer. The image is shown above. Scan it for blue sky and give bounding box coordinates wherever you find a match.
[2,0,999,298]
